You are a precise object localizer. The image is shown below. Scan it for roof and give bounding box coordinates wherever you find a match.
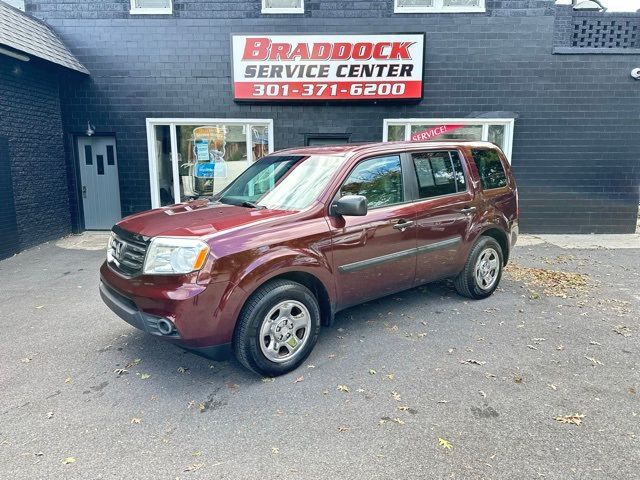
[0,2,88,74]
[278,140,499,157]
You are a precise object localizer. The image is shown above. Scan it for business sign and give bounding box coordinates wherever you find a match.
[231,34,425,102]
[411,124,464,142]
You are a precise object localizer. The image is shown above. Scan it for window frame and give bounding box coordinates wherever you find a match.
[129,0,173,15]
[332,153,411,213]
[145,118,274,208]
[261,0,304,15]
[394,0,485,13]
[383,118,514,163]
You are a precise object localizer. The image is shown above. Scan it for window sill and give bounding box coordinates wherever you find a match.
[394,7,485,13]
[129,8,173,15]
[553,47,640,55]
[261,8,304,14]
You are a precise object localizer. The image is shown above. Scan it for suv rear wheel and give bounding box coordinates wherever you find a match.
[454,236,504,300]
[233,279,321,376]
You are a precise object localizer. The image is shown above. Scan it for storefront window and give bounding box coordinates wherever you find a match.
[383,119,514,161]
[147,119,273,208]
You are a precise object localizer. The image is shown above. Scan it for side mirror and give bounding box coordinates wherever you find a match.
[332,195,368,216]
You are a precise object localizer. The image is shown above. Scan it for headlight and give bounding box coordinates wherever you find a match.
[143,237,210,275]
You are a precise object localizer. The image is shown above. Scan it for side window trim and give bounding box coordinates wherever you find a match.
[407,149,469,202]
[331,153,409,213]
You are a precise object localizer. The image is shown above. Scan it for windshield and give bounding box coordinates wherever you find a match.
[212,155,344,211]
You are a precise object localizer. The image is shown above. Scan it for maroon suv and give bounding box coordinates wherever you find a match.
[100,141,518,376]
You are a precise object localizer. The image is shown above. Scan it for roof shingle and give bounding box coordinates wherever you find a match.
[0,2,88,74]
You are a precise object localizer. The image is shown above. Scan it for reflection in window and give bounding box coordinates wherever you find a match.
[472,149,507,190]
[412,151,466,199]
[341,156,403,208]
[387,125,405,142]
[153,125,174,206]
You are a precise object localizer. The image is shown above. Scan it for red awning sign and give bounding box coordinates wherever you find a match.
[410,124,464,142]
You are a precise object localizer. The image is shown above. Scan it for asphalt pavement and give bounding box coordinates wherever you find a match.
[0,237,638,479]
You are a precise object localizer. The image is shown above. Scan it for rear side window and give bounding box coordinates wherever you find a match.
[472,149,507,190]
[341,155,403,208]
[411,150,467,199]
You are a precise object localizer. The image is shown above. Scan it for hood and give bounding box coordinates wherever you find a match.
[116,200,294,238]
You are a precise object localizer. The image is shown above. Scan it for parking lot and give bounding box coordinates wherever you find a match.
[1,236,638,479]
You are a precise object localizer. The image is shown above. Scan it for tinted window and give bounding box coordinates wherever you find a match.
[472,149,507,190]
[341,155,403,208]
[412,151,466,199]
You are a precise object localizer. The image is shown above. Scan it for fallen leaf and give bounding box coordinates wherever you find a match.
[461,359,486,366]
[479,390,486,398]
[337,385,349,393]
[589,340,601,346]
[61,457,76,465]
[125,358,141,368]
[585,356,603,366]
[21,357,32,363]
[271,447,280,454]
[393,417,405,425]
[131,418,141,424]
[307,364,316,369]
[386,373,395,380]
[192,451,202,457]
[34,452,44,457]
[438,438,452,450]
[398,405,410,411]
[548,384,557,390]
[556,345,565,351]
[613,325,631,337]
[64,378,71,384]
[184,463,203,472]
[140,373,151,380]
[554,413,584,426]
[338,425,349,432]
[391,391,402,401]
[177,366,188,373]
[35,305,45,309]
[526,345,538,350]
[261,377,274,383]
[46,412,54,419]
[369,369,377,375]
[114,368,129,376]
[514,374,523,384]
[294,376,304,384]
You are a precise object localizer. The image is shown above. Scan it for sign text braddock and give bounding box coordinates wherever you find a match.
[231,34,425,101]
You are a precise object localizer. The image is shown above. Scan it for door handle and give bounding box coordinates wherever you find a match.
[82,185,87,198]
[393,220,414,231]
[460,206,476,214]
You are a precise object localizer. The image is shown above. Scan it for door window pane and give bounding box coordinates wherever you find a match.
[412,151,464,199]
[153,125,174,206]
[386,125,405,142]
[84,145,93,165]
[106,145,115,166]
[341,155,403,208]
[96,155,105,175]
[472,149,507,190]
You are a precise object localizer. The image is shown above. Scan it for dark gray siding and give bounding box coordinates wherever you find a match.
[28,0,640,233]
[0,56,72,252]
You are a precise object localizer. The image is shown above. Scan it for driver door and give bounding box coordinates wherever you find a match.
[328,154,417,310]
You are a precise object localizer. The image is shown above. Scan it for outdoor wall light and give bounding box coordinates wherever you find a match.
[86,121,96,136]
[0,47,30,62]
[631,68,640,80]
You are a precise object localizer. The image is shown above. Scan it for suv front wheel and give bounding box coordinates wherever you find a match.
[454,236,504,300]
[233,279,321,376]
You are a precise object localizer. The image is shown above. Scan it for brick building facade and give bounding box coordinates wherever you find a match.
[0,0,638,258]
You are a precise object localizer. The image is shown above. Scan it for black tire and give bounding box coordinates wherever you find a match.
[233,279,321,376]
[454,236,504,300]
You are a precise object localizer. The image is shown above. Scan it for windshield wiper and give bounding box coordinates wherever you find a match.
[241,201,266,209]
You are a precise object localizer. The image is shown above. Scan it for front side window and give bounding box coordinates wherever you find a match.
[214,155,344,211]
[262,0,304,14]
[395,0,484,13]
[412,151,466,199]
[472,149,508,190]
[341,155,403,209]
[130,0,172,14]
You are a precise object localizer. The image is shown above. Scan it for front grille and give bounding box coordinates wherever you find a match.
[108,226,149,276]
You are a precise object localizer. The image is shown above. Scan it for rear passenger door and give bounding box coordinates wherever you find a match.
[328,154,417,309]
[409,150,476,284]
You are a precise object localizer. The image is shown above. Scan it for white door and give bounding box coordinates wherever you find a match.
[77,136,122,230]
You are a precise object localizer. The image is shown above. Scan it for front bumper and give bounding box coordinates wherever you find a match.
[99,262,241,359]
